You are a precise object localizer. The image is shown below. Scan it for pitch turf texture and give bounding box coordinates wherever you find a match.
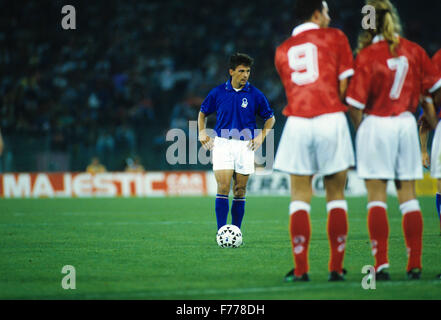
[1,196,440,300]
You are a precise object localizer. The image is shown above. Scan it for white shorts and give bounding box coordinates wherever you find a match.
[356,112,422,180]
[212,137,255,175]
[431,121,441,179]
[274,112,355,176]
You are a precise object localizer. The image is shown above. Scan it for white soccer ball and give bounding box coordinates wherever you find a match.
[216,224,243,248]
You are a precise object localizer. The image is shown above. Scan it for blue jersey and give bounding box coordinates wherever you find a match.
[200,79,274,140]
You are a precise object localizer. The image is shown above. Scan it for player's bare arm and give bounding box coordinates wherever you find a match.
[419,96,438,169]
[418,97,431,169]
[198,111,214,150]
[339,78,349,102]
[348,106,363,131]
[248,116,275,151]
[419,122,430,169]
[340,77,363,130]
[421,97,438,130]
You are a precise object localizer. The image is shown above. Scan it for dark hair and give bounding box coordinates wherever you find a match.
[294,0,325,22]
[229,53,254,70]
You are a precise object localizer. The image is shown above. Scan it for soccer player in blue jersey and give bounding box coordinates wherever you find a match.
[198,53,275,234]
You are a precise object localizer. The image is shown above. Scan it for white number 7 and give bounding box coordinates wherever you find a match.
[387,56,409,100]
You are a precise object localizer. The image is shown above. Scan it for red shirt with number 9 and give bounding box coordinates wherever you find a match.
[275,23,354,118]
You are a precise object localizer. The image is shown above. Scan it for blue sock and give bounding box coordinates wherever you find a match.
[436,193,441,223]
[215,194,229,230]
[231,197,246,229]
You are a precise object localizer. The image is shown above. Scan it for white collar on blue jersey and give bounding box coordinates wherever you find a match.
[292,22,320,36]
[225,79,251,92]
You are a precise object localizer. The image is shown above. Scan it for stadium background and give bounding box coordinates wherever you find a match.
[1,0,440,174]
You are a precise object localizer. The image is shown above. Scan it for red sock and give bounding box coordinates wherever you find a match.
[402,211,423,271]
[289,209,311,277]
[327,207,348,273]
[367,204,389,271]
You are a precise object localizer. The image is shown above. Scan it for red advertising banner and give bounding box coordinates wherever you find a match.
[1,170,435,198]
[0,172,207,198]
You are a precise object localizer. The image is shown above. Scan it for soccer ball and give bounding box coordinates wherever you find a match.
[216,224,243,248]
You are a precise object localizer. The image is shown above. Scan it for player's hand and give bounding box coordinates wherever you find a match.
[199,131,214,150]
[418,114,431,131]
[248,134,264,151]
[422,151,430,169]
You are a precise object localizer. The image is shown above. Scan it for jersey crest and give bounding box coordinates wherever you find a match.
[241,98,248,108]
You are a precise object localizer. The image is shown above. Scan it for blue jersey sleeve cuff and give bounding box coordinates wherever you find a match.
[262,113,275,121]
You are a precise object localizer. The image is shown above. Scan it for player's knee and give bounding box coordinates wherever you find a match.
[217,182,231,195]
[325,188,345,201]
[395,180,416,203]
[324,174,347,195]
[291,189,312,203]
[233,185,246,198]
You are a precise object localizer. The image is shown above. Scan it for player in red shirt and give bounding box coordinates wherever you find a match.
[346,0,441,280]
[420,49,441,236]
[274,0,355,282]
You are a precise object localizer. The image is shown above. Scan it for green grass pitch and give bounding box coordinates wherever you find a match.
[0,196,440,300]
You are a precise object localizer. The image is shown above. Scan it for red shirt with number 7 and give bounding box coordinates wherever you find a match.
[275,22,354,118]
[346,36,441,116]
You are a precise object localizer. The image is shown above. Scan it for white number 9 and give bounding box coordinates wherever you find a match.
[287,43,319,86]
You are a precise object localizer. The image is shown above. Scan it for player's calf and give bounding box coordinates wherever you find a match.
[367,201,390,272]
[289,201,311,278]
[400,200,423,273]
[326,200,348,275]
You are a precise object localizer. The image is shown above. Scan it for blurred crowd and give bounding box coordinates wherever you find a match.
[0,0,440,171]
